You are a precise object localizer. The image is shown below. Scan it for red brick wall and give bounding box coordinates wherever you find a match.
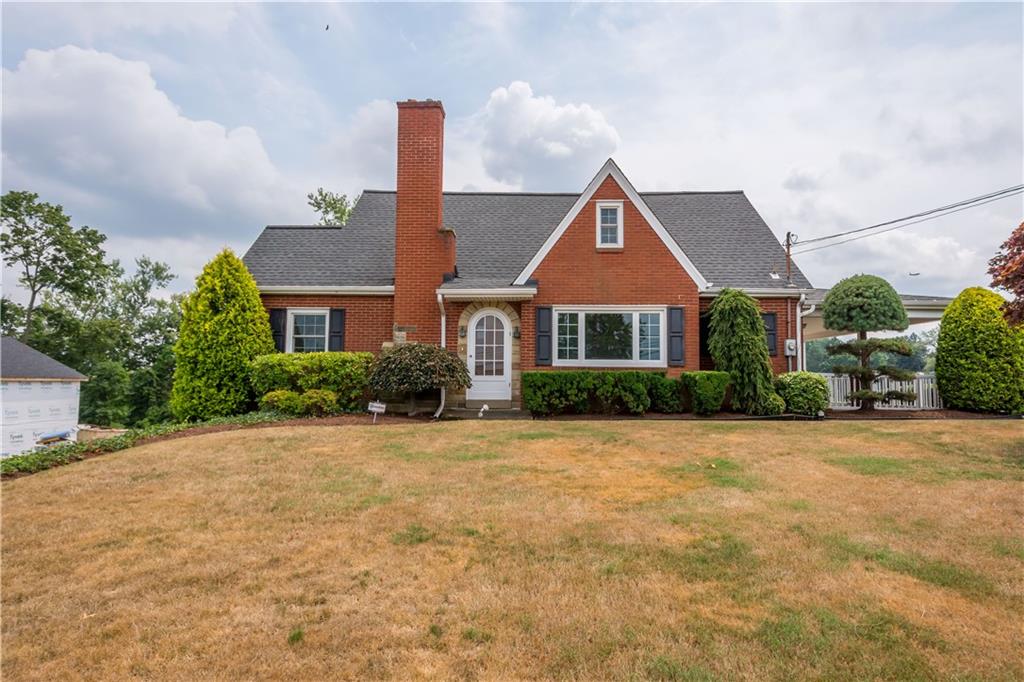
[698,296,799,374]
[260,295,393,353]
[393,100,454,344]
[520,175,701,377]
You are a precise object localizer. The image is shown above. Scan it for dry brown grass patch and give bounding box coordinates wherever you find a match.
[2,420,1022,680]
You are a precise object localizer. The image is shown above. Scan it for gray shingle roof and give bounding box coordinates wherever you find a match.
[1,337,86,381]
[243,189,812,291]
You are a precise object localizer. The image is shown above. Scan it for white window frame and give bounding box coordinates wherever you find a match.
[553,305,667,368]
[286,308,329,353]
[595,200,624,249]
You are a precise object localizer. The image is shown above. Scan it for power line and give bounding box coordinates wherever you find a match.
[791,190,1023,255]
[794,184,1024,247]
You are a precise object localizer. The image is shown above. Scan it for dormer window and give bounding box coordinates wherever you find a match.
[596,201,623,248]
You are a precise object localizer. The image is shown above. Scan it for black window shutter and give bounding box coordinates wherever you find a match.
[668,307,685,367]
[762,312,777,356]
[535,306,552,366]
[269,309,286,352]
[329,309,346,352]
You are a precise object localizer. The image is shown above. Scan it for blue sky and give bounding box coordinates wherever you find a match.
[2,2,1021,298]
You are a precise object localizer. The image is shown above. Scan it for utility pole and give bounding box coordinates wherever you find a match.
[785,231,793,286]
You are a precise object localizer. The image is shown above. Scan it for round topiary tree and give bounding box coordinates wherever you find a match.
[707,288,784,415]
[821,274,915,411]
[170,249,274,421]
[935,287,1024,414]
[368,343,471,416]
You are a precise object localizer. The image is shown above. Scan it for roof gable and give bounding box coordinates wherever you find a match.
[512,159,709,289]
[0,337,86,381]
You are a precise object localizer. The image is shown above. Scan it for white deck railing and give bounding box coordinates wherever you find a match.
[821,372,943,410]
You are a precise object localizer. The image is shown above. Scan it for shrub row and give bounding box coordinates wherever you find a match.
[521,370,731,417]
[0,412,290,477]
[250,352,374,412]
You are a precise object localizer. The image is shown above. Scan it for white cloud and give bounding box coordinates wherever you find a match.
[478,82,621,190]
[2,46,307,240]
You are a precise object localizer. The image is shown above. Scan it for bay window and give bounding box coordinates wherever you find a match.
[554,307,666,367]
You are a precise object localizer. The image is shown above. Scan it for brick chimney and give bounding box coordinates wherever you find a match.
[393,99,455,344]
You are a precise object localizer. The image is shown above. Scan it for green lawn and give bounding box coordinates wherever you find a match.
[2,420,1022,680]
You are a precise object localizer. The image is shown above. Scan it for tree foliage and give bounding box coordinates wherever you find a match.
[307,187,355,226]
[822,274,909,334]
[80,360,131,427]
[707,288,784,415]
[2,191,180,427]
[935,287,1024,414]
[804,330,936,373]
[821,275,914,410]
[988,221,1024,325]
[171,249,274,421]
[1,190,108,338]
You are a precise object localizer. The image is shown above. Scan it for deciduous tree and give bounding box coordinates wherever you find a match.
[988,221,1024,325]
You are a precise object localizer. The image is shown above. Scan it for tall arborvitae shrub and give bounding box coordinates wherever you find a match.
[707,288,784,415]
[821,274,914,411]
[171,249,274,421]
[935,287,1024,414]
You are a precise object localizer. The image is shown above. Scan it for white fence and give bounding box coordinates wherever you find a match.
[821,372,943,410]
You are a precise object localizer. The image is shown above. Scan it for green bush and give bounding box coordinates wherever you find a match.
[300,389,339,417]
[648,375,684,413]
[259,389,306,415]
[935,287,1024,414]
[707,289,782,415]
[522,371,596,416]
[171,249,274,421]
[680,371,730,416]
[775,371,829,415]
[521,371,682,416]
[369,343,471,396]
[250,352,373,411]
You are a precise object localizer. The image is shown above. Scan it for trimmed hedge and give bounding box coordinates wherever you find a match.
[522,371,653,416]
[648,375,684,414]
[250,351,373,412]
[680,371,730,416]
[935,287,1024,414]
[0,412,290,477]
[259,388,340,417]
[522,371,728,417]
[775,371,829,416]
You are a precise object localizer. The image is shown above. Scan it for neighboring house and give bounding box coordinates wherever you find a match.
[1,336,86,456]
[243,99,944,409]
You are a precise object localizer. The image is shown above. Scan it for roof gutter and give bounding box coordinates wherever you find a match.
[434,287,537,301]
[258,285,394,295]
[699,287,815,298]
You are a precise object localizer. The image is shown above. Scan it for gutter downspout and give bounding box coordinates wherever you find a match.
[433,292,446,419]
[797,294,813,371]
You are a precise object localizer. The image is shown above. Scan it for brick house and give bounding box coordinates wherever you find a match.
[243,98,820,409]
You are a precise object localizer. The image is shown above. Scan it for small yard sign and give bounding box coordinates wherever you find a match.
[368,400,386,423]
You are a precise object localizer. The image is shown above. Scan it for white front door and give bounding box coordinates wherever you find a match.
[466,309,512,402]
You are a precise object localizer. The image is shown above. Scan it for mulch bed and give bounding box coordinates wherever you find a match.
[824,408,1014,420]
